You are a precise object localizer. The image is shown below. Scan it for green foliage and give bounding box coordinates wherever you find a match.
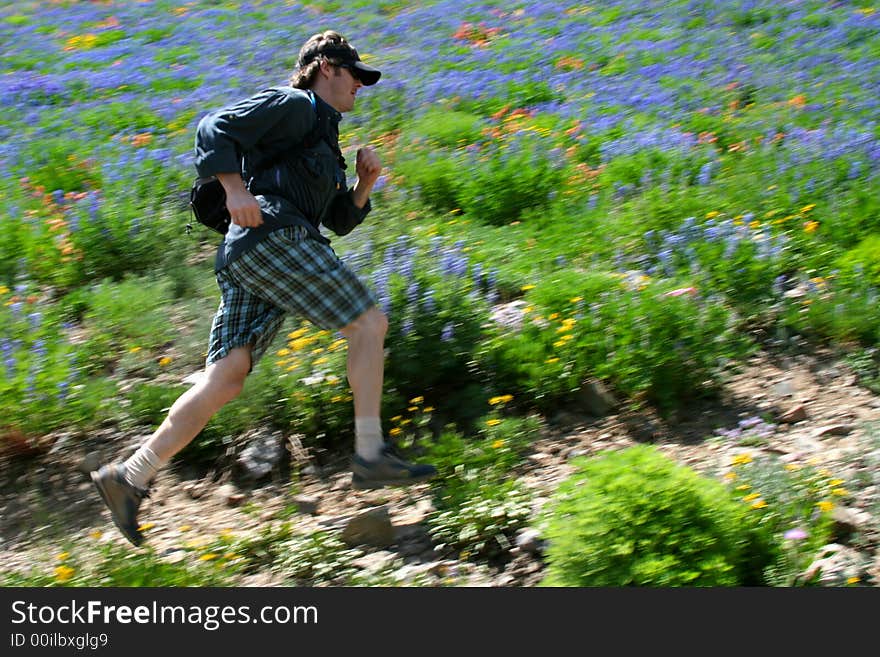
[482,271,752,415]
[542,445,778,586]
[0,284,117,435]
[0,543,234,587]
[835,235,880,289]
[426,479,532,561]
[781,280,880,347]
[396,126,566,226]
[422,402,538,561]
[725,454,840,586]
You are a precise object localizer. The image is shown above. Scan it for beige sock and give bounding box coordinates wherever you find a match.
[355,417,384,461]
[123,445,163,490]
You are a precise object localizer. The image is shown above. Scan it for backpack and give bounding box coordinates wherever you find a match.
[187,90,326,235]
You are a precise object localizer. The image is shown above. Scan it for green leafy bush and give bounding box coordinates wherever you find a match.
[541,445,777,586]
[396,125,566,226]
[482,271,752,415]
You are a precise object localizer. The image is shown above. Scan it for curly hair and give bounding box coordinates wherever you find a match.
[289,30,354,89]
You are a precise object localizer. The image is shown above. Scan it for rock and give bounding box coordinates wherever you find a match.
[831,506,873,542]
[779,404,808,424]
[217,483,246,507]
[772,381,797,397]
[490,300,529,330]
[811,424,856,439]
[801,543,868,586]
[515,528,545,555]
[575,379,618,417]
[352,550,399,575]
[292,494,320,515]
[340,506,395,548]
[236,429,286,480]
[78,452,102,475]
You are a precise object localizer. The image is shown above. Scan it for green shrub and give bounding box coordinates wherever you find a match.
[482,271,752,415]
[396,127,566,226]
[835,234,880,289]
[542,445,777,586]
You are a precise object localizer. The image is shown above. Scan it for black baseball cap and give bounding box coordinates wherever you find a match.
[302,44,381,86]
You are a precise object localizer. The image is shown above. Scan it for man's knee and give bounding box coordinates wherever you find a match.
[207,347,251,402]
[342,306,387,340]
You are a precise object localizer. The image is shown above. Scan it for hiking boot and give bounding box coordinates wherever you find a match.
[90,463,150,547]
[351,446,438,490]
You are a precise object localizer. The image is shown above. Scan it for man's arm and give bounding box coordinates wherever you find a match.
[216,172,263,228]
[351,146,382,209]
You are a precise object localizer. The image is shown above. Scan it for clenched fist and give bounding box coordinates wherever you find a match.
[355,146,382,187]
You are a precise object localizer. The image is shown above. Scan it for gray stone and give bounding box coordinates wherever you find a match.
[78,452,102,475]
[576,379,618,417]
[802,544,867,586]
[292,494,320,515]
[217,483,246,507]
[340,506,395,548]
[515,528,545,555]
[831,506,873,542]
[236,429,286,480]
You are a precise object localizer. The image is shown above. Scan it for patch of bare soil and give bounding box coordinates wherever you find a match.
[2,347,878,586]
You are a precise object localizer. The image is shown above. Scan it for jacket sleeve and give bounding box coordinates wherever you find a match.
[321,190,371,236]
[193,88,315,178]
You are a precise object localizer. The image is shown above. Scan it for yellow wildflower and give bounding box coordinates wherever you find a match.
[410,396,424,405]
[199,553,219,561]
[804,220,819,233]
[158,356,172,367]
[731,453,753,466]
[831,487,849,497]
[750,499,768,510]
[816,501,834,512]
[492,440,505,449]
[389,427,403,437]
[743,492,761,502]
[56,552,70,561]
[54,565,75,583]
[486,419,502,427]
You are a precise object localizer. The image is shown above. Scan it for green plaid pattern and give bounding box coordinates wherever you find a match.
[206,226,376,368]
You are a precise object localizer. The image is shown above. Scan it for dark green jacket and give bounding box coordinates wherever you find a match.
[194,86,370,271]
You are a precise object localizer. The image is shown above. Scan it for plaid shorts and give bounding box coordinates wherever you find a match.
[206,225,376,368]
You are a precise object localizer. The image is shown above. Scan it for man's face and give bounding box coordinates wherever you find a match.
[327,63,363,113]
